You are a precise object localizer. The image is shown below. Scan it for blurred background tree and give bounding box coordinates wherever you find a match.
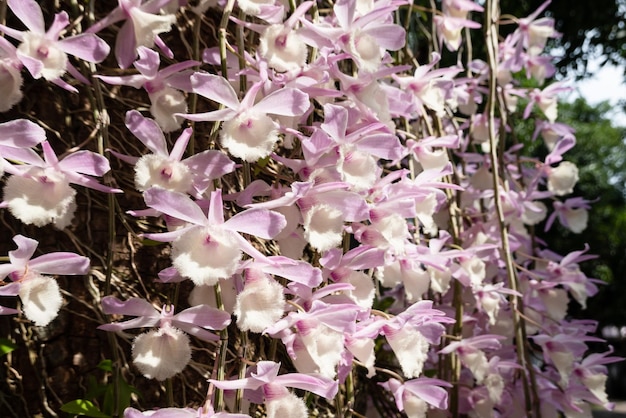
[538,98,626,327]
[500,0,626,77]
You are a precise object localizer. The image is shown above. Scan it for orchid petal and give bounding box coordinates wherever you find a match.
[252,361,281,382]
[274,373,339,399]
[134,46,160,78]
[49,77,79,93]
[98,316,159,332]
[0,24,24,41]
[8,0,44,33]
[125,110,168,155]
[179,108,237,122]
[63,171,122,194]
[184,150,237,181]
[0,282,21,296]
[29,253,90,275]
[107,149,139,165]
[0,306,19,315]
[141,227,192,243]
[86,7,126,34]
[172,324,220,342]
[101,296,158,317]
[58,34,110,63]
[169,128,192,162]
[173,305,231,330]
[253,88,310,117]
[115,22,137,69]
[224,208,286,239]
[363,24,406,51]
[321,104,348,142]
[41,141,59,166]
[95,74,147,89]
[261,257,323,287]
[0,264,19,281]
[9,235,39,265]
[191,73,240,110]
[209,377,262,391]
[207,190,225,225]
[58,151,111,176]
[334,0,355,31]
[403,378,452,409]
[46,12,70,39]
[158,61,200,85]
[17,52,44,80]
[0,119,46,148]
[357,133,404,160]
[143,188,207,226]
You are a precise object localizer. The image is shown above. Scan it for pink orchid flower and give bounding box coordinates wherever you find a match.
[545,197,591,234]
[0,0,109,91]
[111,110,236,196]
[265,298,361,379]
[97,48,200,132]
[124,406,250,418]
[382,300,454,378]
[0,118,46,176]
[524,81,571,123]
[2,141,122,229]
[0,234,90,325]
[302,103,403,190]
[142,187,286,286]
[209,360,338,404]
[300,0,407,72]
[87,0,176,68]
[183,73,310,162]
[381,377,452,414]
[98,295,231,342]
[0,37,24,111]
[99,295,231,380]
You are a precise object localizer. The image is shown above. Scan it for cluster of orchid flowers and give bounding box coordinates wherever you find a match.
[0,0,620,417]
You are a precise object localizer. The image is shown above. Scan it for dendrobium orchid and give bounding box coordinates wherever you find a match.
[142,188,286,285]
[124,406,251,418]
[112,110,236,196]
[300,0,407,73]
[0,37,24,112]
[0,0,109,91]
[2,141,122,228]
[99,295,231,380]
[0,235,90,326]
[0,0,614,416]
[183,73,310,162]
[87,0,177,68]
[97,48,199,132]
[257,2,313,72]
[208,361,338,412]
[233,268,286,333]
[381,377,453,417]
[0,118,46,176]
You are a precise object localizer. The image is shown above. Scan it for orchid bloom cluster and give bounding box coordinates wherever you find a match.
[0,0,619,417]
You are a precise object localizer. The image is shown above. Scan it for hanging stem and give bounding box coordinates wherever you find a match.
[213,282,229,412]
[484,1,538,416]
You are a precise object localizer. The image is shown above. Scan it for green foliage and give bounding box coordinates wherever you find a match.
[61,360,140,418]
[60,400,110,418]
[0,338,17,357]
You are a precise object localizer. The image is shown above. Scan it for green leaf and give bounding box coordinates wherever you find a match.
[102,376,141,416]
[0,338,17,357]
[60,400,110,418]
[84,375,107,401]
[96,359,113,372]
